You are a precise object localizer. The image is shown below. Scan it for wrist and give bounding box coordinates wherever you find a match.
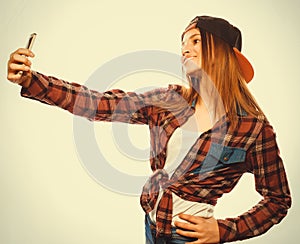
[19,71,32,88]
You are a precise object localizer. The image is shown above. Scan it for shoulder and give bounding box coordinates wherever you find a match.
[238,114,279,151]
[240,114,275,136]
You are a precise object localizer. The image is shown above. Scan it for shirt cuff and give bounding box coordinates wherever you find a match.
[21,71,49,100]
[217,219,237,243]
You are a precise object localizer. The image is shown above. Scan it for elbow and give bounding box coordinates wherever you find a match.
[269,193,292,224]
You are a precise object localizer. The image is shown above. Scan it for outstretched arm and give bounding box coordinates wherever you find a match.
[7,48,154,124]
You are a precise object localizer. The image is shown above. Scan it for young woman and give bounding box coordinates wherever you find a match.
[7,16,291,243]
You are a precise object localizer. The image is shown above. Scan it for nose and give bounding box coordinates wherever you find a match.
[182,49,190,57]
[181,42,191,56]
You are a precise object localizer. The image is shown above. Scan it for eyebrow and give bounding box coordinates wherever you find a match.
[189,34,201,38]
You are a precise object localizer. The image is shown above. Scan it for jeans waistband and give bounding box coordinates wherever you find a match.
[145,214,198,244]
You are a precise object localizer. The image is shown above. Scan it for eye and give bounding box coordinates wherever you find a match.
[193,39,201,45]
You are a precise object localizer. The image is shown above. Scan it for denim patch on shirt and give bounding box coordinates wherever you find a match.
[194,143,246,174]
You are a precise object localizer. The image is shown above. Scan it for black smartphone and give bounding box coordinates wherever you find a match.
[18,33,37,75]
[26,33,37,50]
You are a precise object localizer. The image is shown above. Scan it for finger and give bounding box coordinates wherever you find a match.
[7,72,23,83]
[12,48,35,58]
[174,221,196,231]
[7,63,30,83]
[10,53,33,67]
[8,62,31,74]
[7,70,31,85]
[179,214,203,224]
[176,228,198,239]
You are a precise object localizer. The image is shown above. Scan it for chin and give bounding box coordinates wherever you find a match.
[183,60,201,75]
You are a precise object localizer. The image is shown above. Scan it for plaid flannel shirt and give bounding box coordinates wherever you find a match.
[21,71,291,243]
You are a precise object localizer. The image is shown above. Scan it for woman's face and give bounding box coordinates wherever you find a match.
[181,27,202,74]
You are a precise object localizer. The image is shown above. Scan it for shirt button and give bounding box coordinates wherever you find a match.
[223,156,229,161]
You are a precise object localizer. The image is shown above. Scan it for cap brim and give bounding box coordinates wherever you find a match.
[233,47,254,83]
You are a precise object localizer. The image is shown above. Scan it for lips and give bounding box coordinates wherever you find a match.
[181,56,197,65]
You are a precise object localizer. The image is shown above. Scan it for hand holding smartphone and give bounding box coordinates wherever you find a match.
[18,33,37,76]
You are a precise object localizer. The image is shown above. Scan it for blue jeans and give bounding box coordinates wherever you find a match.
[145,214,197,244]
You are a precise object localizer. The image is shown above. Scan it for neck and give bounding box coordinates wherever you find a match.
[195,97,225,129]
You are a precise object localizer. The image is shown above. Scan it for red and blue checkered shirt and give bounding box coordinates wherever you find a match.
[21,71,291,243]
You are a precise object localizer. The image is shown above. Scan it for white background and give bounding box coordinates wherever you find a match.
[1,0,299,243]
